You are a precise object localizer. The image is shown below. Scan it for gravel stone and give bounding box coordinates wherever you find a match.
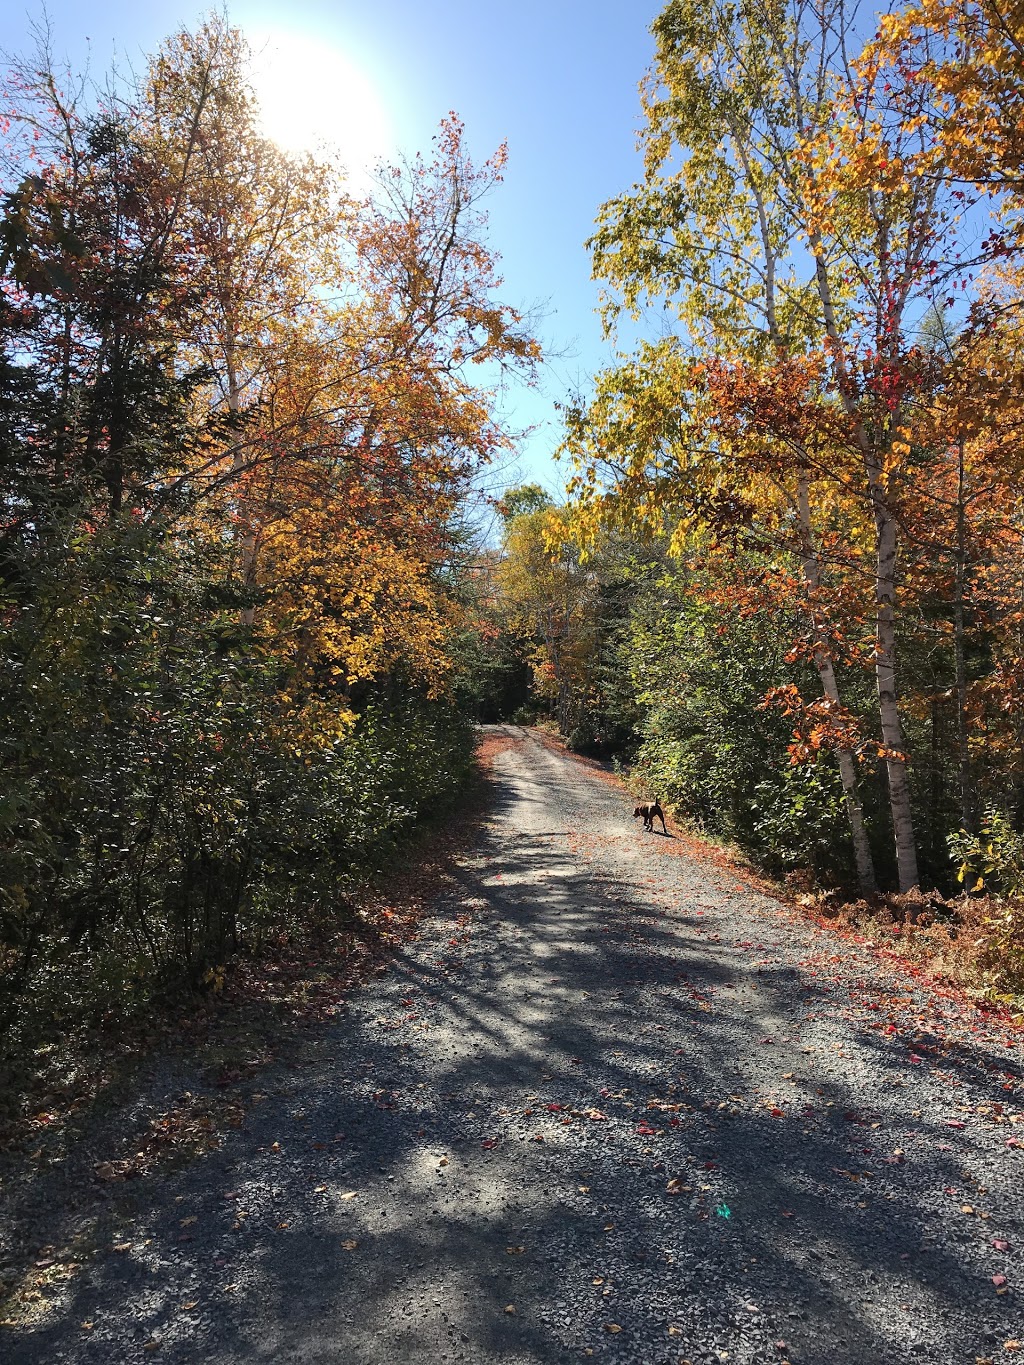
[3,724,1024,1363]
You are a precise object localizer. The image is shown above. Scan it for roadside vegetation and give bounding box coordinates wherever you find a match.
[0,16,536,1120]
[483,0,1024,1005]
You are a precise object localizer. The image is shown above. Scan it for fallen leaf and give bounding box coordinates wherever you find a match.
[504,1304,516,1315]
[605,1323,622,1333]
[992,1274,1008,1287]
[341,1239,358,1251]
[993,1239,1012,1252]
[506,1246,525,1255]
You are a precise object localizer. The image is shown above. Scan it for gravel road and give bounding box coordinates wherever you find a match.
[4,724,1024,1365]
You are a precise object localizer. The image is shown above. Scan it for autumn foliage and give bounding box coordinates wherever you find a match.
[550,0,1024,923]
[0,17,536,1094]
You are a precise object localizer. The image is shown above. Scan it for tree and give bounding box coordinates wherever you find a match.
[565,0,1015,890]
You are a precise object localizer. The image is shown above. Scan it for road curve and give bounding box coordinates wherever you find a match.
[5,724,1024,1365]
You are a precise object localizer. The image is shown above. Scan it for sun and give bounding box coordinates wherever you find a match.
[247,28,393,179]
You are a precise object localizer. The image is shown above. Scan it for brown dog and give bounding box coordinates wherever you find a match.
[633,799,667,834]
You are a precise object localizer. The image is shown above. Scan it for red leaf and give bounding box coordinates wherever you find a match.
[993,1274,1008,1287]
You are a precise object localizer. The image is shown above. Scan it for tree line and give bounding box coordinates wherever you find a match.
[489,0,1024,911]
[0,15,536,1083]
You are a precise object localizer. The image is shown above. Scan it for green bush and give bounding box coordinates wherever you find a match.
[949,807,1024,898]
[0,520,475,1091]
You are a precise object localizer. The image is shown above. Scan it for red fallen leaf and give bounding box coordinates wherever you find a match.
[993,1274,1008,1287]
[884,1024,897,1034]
[843,1112,862,1123]
[481,1139,498,1149]
[636,1123,657,1136]
[760,1038,775,1045]
[909,1054,924,1064]
[781,1209,795,1218]
[669,1117,681,1127]
[703,1160,718,1170]
[993,1239,1012,1252]
[944,1119,966,1129]
[546,1104,563,1112]
[770,1107,785,1117]
[1006,1138,1024,1149]
[600,1087,611,1097]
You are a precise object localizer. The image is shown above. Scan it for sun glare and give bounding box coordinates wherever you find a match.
[247,29,393,180]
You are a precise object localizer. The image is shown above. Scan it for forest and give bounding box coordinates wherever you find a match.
[0,16,538,1089]
[490,0,1024,913]
[3,0,1024,1097]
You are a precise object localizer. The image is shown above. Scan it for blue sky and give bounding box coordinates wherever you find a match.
[0,0,663,495]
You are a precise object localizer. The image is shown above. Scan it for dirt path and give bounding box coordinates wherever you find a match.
[4,725,1024,1364]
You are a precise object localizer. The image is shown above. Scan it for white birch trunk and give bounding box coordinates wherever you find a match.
[797,474,878,895]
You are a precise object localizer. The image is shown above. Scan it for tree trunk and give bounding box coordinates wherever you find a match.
[225,337,258,627]
[871,477,920,891]
[953,437,973,832]
[810,243,920,890]
[797,472,877,895]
